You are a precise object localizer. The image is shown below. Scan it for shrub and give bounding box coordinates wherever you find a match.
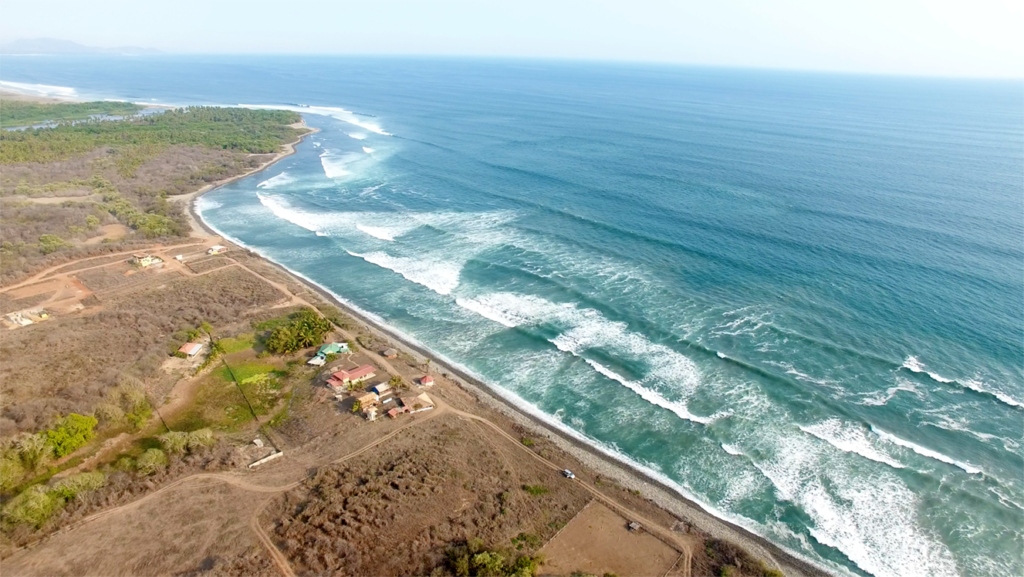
[50,471,105,500]
[520,437,535,447]
[0,457,26,492]
[720,566,736,577]
[522,484,548,496]
[186,428,215,450]
[45,413,98,458]
[38,234,71,254]
[159,431,190,454]
[2,486,62,527]
[15,432,51,471]
[94,402,126,427]
[135,448,167,475]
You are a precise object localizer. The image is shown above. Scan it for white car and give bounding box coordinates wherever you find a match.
[562,469,575,479]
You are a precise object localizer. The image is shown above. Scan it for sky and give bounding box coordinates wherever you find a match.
[1,0,1022,78]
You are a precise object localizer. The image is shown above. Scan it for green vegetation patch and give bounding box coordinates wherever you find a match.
[441,537,544,577]
[217,333,256,354]
[1,106,301,164]
[0,100,143,128]
[521,484,549,496]
[262,309,333,354]
[2,471,105,528]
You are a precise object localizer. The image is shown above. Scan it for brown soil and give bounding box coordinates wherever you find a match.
[540,501,681,577]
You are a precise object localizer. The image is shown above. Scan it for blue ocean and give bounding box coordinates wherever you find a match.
[3,56,1020,577]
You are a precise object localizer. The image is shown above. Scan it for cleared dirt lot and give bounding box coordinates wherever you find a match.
[540,501,680,577]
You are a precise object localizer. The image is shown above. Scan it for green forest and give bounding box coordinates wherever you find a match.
[0,105,303,163]
[0,100,143,128]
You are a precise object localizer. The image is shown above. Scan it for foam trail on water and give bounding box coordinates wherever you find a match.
[799,419,904,469]
[722,444,745,456]
[256,172,294,189]
[347,132,367,140]
[346,250,460,295]
[871,426,982,474]
[362,146,375,153]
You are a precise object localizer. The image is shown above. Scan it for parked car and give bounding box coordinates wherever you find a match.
[562,469,575,479]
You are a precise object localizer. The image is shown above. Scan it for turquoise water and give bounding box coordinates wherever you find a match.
[3,57,1021,577]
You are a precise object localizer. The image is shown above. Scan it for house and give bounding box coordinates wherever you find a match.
[178,342,204,359]
[363,406,378,421]
[318,342,349,356]
[327,365,377,390]
[356,392,378,407]
[387,407,400,419]
[419,375,435,387]
[131,253,163,268]
[307,355,326,367]
[382,348,398,359]
[400,392,435,414]
[207,245,227,255]
[372,383,391,396]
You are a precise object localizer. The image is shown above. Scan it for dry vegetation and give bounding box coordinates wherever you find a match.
[0,267,285,433]
[263,414,591,577]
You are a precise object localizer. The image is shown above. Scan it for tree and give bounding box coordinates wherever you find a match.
[351,401,362,414]
[45,414,98,458]
[135,448,167,475]
[37,234,71,254]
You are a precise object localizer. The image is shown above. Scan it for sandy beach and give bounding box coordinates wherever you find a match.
[187,120,832,577]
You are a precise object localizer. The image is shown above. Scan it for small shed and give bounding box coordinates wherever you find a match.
[419,375,434,387]
[387,407,400,419]
[382,348,398,359]
[372,383,391,395]
[131,253,163,268]
[307,354,326,366]
[364,406,378,421]
[207,245,227,255]
[178,342,204,359]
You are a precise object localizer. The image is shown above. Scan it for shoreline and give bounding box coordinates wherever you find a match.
[188,120,834,577]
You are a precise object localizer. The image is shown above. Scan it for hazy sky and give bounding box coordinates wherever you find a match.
[2,0,1021,78]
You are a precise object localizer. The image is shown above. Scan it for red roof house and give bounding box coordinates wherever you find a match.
[327,365,377,390]
[419,375,434,386]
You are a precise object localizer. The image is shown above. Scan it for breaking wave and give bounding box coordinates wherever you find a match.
[870,426,982,474]
[902,356,1021,409]
[346,250,460,295]
[256,193,321,233]
[320,150,353,179]
[799,419,904,469]
[362,146,375,153]
[0,80,76,98]
[456,293,716,425]
[256,172,294,189]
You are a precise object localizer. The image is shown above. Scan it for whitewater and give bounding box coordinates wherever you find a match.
[10,57,1021,577]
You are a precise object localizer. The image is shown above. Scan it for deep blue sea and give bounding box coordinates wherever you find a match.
[3,56,1021,577]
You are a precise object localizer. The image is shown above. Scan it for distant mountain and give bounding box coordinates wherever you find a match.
[0,38,160,55]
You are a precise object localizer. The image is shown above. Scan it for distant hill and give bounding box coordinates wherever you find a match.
[0,38,160,55]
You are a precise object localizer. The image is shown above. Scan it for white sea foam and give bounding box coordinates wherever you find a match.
[194,196,223,212]
[355,224,396,241]
[457,292,716,425]
[319,150,353,179]
[799,419,904,469]
[750,432,959,577]
[346,250,460,295]
[256,172,294,189]
[870,426,982,474]
[256,193,322,233]
[0,80,77,98]
[346,132,367,140]
[362,146,375,154]
[455,298,519,328]
[240,104,392,135]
